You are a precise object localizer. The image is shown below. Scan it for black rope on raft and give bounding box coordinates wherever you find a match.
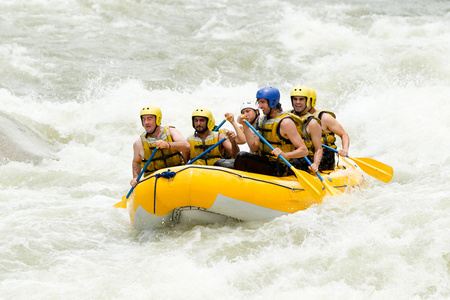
[153,170,177,213]
[158,170,177,179]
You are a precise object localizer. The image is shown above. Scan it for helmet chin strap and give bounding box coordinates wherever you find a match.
[291,98,309,115]
[149,125,158,135]
[250,110,260,124]
[141,116,159,136]
[293,105,308,115]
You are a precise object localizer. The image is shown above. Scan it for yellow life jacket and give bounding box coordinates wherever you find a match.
[311,110,337,150]
[140,126,185,176]
[257,113,296,162]
[287,111,321,157]
[187,131,223,165]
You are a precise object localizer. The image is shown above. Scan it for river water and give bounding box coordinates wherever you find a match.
[1,0,449,299]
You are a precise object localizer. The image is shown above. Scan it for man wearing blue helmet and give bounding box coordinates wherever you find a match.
[234,87,308,176]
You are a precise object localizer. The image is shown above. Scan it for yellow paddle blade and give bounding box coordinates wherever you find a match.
[113,195,128,209]
[349,157,394,183]
[291,167,324,201]
[322,180,343,196]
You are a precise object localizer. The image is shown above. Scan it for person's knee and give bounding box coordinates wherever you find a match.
[235,151,257,171]
[214,159,224,166]
[214,159,235,169]
[234,152,247,170]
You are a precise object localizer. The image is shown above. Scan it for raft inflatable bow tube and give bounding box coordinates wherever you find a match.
[127,160,365,230]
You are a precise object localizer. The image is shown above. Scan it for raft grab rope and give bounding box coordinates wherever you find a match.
[153,169,177,213]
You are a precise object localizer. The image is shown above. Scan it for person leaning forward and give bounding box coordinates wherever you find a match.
[308,87,350,170]
[216,100,261,163]
[211,113,241,158]
[235,100,261,142]
[213,111,246,169]
[186,108,236,165]
[130,105,190,187]
[212,105,256,168]
[234,86,308,177]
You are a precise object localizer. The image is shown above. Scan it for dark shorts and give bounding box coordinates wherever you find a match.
[292,148,336,172]
[213,159,235,169]
[319,148,336,171]
[233,152,292,177]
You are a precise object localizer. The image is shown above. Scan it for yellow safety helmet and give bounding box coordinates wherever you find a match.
[140,105,162,126]
[309,88,317,108]
[192,108,214,131]
[210,115,216,130]
[290,86,313,108]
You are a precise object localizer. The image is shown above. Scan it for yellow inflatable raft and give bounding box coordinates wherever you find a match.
[127,158,366,230]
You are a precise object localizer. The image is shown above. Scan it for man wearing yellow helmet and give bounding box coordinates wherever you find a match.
[186,108,238,165]
[308,88,350,170]
[288,86,323,173]
[130,105,190,187]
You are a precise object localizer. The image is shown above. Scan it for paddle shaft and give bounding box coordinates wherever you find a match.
[213,119,226,132]
[187,137,227,165]
[243,119,325,200]
[322,144,346,156]
[302,156,326,181]
[243,120,294,168]
[126,147,159,198]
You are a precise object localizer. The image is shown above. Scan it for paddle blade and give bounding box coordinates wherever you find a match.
[291,167,324,201]
[113,195,128,209]
[323,180,343,196]
[350,157,394,183]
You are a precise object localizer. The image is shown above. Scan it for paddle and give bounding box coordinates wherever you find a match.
[113,148,159,208]
[213,119,226,132]
[187,137,227,165]
[243,120,324,201]
[322,144,394,183]
[303,156,342,196]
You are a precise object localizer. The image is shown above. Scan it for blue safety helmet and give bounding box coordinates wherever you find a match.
[256,86,280,109]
